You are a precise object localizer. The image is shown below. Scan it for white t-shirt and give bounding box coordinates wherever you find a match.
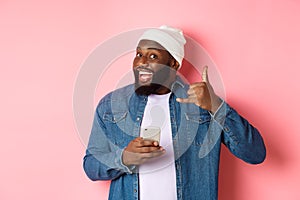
[139,93,177,200]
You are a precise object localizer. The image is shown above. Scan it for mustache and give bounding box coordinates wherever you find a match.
[135,66,154,73]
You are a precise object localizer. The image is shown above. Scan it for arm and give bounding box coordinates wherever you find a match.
[83,107,132,181]
[214,101,266,164]
[176,66,266,164]
[83,102,166,181]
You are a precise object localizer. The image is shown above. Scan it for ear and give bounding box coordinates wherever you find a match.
[170,58,180,71]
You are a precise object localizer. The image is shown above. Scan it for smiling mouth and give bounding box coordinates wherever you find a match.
[137,69,153,83]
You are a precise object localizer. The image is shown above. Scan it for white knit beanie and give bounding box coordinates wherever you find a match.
[138,25,186,68]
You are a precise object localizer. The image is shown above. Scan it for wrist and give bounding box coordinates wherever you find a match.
[122,149,130,166]
[210,96,222,114]
[121,149,136,173]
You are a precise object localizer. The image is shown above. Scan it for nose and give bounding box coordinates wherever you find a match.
[137,56,149,67]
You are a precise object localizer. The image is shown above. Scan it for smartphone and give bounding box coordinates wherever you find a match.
[140,126,161,143]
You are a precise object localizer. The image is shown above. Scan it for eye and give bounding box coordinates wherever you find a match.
[136,52,142,57]
[149,54,157,59]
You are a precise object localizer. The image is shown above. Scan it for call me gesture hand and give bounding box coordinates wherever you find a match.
[176,66,222,114]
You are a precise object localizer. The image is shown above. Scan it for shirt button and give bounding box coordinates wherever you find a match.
[224,126,230,132]
[136,117,140,121]
[134,189,137,193]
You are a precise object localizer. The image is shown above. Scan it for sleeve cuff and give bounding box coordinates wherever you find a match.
[209,99,231,127]
[115,148,136,174]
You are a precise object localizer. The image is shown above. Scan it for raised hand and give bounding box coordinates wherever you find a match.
[176,66,222,113]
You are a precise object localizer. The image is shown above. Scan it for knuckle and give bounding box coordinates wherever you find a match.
[144,147,150,152]
[134,137,141,143]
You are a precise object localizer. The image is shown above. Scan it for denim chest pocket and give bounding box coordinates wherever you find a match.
[185,112,211,146]
[103,111,128,147]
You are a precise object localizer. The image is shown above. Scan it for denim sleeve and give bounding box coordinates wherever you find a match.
[212,101,266,164]
[83,105,134,181]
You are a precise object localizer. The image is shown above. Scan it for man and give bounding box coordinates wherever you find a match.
[83,25,266,200]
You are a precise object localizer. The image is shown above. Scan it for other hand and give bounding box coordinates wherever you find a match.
[176,66,222,113]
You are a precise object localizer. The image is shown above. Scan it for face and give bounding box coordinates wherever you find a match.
[133,40,179,95]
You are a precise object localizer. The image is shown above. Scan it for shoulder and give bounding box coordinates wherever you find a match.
[96,84,135,111]
[101,84,134,101]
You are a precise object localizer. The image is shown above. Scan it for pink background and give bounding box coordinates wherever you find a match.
[1,0,300,199]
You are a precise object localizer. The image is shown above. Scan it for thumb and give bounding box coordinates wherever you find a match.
[202,66,209,83]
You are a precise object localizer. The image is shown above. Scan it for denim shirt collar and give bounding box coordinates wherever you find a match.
[170,76,186,92]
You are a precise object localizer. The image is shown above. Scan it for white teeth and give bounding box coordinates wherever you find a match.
[139,71,152,75]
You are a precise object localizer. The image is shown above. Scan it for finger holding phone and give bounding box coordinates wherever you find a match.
[122,127,164,166]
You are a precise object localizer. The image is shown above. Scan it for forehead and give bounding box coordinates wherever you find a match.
[137,39,166,51]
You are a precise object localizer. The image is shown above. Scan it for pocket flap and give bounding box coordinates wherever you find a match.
[103,112,128,123]
[185,113,211,124]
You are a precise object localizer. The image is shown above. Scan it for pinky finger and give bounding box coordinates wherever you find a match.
[176,98,195,104]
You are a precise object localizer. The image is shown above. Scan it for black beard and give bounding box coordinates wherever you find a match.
[134,66,174,96]
[135,83,170,96]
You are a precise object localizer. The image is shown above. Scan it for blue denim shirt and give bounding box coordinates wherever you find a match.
[83,77,266,200]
